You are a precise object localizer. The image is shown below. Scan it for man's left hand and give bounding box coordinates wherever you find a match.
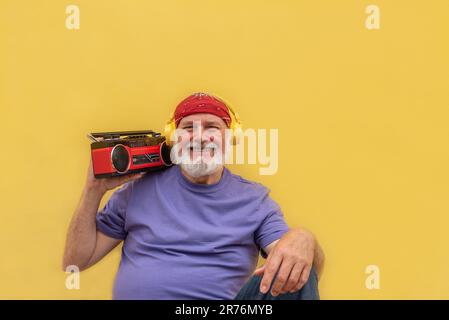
[253,228,316,296]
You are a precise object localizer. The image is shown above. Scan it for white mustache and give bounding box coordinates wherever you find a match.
[186,142,220,152]
[170,140,227,169]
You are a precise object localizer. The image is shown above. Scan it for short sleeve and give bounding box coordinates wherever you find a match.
[95,181,134,240]
[254,190,290,258]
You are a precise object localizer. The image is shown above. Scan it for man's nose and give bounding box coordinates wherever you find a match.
[191,123,216,143]
[191,123,203,142]
[200,133,215,144]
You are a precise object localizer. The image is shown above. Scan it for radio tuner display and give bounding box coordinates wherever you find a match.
[132,153,160,165]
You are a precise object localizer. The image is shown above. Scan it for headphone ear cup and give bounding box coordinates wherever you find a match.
[236,117,243,145]
[164,120,176,147]
[229,121,242,146]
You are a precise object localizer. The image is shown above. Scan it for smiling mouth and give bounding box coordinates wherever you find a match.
[189,146,215,152]
[188,146,218,159]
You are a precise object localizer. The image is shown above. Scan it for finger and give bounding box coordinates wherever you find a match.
[87,159,95,177]
[132,172,146,178]
[117,173,144,185]
[126,173,145,181]
[259,253,282,294]
[252,265,265,276]
[281,263,304,293]
[270,258,295,296]
[292,264,312,292]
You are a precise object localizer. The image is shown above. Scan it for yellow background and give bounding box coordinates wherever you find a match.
[1,0,448,299]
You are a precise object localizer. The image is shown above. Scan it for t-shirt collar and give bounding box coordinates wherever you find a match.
[175,164,231,193]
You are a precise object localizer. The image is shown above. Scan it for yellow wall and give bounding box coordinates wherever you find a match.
[1,0,448,299]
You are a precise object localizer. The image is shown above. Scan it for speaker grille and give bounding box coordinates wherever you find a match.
[111,144,130,173]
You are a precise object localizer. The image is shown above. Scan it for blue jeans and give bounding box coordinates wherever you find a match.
[234,266,320,300]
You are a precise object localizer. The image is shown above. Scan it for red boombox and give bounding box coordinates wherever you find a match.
[88,130,172,178]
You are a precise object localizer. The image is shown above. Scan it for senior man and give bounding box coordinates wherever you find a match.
[63,92,325,300]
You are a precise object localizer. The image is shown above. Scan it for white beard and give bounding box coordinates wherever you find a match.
[181,160,222,178]
[174,141,224,178]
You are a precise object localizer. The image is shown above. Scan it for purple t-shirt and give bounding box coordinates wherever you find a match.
[96,165,289,299]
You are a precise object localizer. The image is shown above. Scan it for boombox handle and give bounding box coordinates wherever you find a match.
[88,130,160,141]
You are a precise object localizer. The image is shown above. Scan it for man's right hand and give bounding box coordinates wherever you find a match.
[85,159,145,194]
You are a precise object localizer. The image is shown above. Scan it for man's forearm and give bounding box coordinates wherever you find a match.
[62,185,104,270]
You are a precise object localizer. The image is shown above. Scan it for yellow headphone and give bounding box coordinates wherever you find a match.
[164,94,242,147]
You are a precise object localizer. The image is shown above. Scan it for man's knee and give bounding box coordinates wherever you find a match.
[235,266,320,300]
[273,265,320,300]
[294,266,320,300]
